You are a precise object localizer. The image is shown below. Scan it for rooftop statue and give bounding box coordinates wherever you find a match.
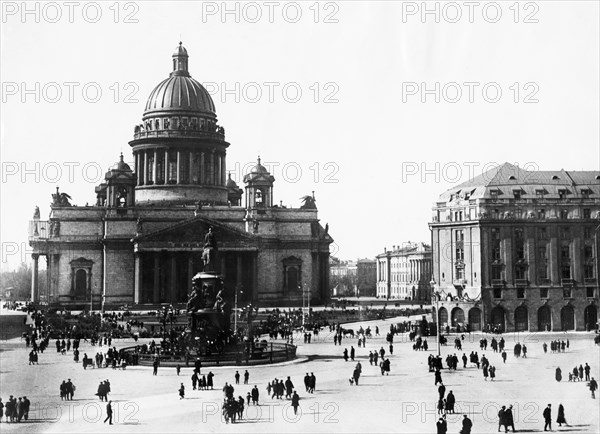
[52,187,72,207]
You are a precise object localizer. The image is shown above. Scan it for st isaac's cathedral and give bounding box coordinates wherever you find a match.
[28,43,333,309]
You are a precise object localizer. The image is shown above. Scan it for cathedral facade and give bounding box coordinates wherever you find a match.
[28,44,332,309]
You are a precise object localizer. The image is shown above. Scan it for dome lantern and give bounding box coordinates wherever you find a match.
[171,41,189,77]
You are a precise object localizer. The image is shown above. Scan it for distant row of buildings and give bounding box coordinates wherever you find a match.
[329,258,377,297]
[330,242,433,302]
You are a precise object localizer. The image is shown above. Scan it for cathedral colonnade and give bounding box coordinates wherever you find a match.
[133,250,257,304]
[134,148,226,187]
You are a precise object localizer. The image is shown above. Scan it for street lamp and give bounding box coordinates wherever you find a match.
[430,277,441,356]
[234,284,243,335]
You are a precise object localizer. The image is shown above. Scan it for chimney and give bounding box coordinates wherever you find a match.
[384,247,387,253]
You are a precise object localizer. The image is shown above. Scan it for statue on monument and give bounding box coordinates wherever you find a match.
[202,226,218,272]
[33,206,40,220]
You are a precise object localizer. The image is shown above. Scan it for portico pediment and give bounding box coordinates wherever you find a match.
[133,216,258,249]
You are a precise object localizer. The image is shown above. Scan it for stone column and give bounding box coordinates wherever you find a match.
[200,152,205,184]
[216,154,221,186]
[153,255,160,303]
[221,154,226,186]
[189,151,194,185]
[134,253,141,304]
[210,152,215,185]
[252,252,259,302]
[143,151,148,185]
[152,150,158,184]
[31,254,39,302]
[176,151,181,184]
[164,149,169,183]
[170,255,177,303]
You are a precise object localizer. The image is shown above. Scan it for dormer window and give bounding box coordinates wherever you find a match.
[509,175,516,181]
[513,189,522,199]
[552,175,560,180]
[490,190,499,200]
[558,189,567,199]
[581,189,591,199]
[535,189,545,198]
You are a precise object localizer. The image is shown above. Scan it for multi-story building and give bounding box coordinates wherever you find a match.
[429,163,600,332]
[356,259,377,297]
[330,258,357,296]
[28,43,332,308]
[376,242,432,301]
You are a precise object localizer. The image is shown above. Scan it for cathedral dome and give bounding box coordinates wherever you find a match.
[143,43,216,118]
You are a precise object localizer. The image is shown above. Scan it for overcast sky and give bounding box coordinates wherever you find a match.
[1,1,599,271]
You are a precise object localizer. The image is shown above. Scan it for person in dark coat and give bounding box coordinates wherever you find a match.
[353,367,360,385]
[498,406,506,433]
[251,385,259,405]
[343,348,348,362]
[460,414,473,434]
[438,383,446,400]
[291,391,300,415]
[179,383,185,399]
[555,367,562,382]
[207,372,214,389]
[543,404,552,431]
[556,403,567,426]
[434,369,443,385]
[505,405,515,432]
[590,377,598,399]
[350,346,355,361]
[436,416,447,434]
[103,401,113,424]
[285,377,294,399]
[446,391,455,414]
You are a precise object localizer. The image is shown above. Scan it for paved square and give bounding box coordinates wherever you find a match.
[1,314,599,433]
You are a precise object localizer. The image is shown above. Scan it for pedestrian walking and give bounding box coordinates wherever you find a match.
[589,377,598,399]
[291,391,300,415]
[543,404,552,431]
[556,403,567,427]
[179,383,185,399]
[103,401,113,424]
[460,414,473,434]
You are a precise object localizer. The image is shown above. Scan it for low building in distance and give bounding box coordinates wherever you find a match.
[376,242,432,301]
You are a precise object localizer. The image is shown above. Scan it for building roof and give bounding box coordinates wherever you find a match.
[438,162,600,201]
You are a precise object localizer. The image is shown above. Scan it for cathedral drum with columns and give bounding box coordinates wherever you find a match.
[28,43,333,309]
